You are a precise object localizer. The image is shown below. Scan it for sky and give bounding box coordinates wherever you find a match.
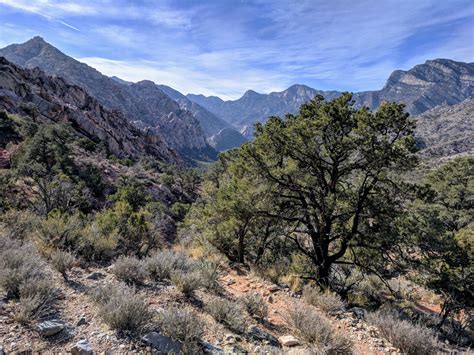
[0,0,473,100]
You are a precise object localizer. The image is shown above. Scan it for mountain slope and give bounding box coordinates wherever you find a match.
[0,57,178,163]
[188,60,474,138]
[415,98,474,160]
[353,59,474,114]
[0,37,216,161]
[208,128,248,152]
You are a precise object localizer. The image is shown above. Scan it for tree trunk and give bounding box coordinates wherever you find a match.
[316,262,331,289]
[238,232,245,264]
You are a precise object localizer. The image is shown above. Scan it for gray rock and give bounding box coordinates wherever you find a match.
[202,341,224,354]
[71,340,93,355]
[350,307,368,319]
[247,325,280,347]
[76,317,87,326]
[86,272,105,280]
[142,331,182,353]
[37,320,64,336]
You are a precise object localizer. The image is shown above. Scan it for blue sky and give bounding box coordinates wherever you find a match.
[0,0,473,99]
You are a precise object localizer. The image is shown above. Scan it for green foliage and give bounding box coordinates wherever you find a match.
[109,177,151,212]
[187,94,417,286]
[404,156,473,325]
[76,136,98,152]
[50,249,76,280]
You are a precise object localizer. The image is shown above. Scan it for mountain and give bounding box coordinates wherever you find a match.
[188,60,474,138]
[0,57,178,163]
[0,37,216,161]
[353,59,474,114]
[415,98,474,160]
[188,85,341,137]
[208,128,248,152]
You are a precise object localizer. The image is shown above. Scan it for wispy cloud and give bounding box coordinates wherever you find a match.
[1,0,473,98]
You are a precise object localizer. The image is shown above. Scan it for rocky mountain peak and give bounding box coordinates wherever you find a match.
[0,37,217,162]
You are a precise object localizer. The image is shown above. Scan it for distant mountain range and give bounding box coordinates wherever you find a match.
[0,37,473,162]
[188,59,474,139]
[0,37,222,161]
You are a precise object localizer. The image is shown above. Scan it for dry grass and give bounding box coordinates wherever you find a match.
[170,271,202,297]
[145,250,191,282]
[156,307,204,353]
[367,310,438,355]
[112,255,147,285]
[91,283,153,333]
[238,292,268,320]
[302,285,345,314]
[205,296,247,333]
[284,302,352,353]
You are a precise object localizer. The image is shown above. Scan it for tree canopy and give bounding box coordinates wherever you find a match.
[187,93,418,286]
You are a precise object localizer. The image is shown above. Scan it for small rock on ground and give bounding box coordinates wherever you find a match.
[37,320,65,336]
[71,340,93,355]
[278,335,300,347]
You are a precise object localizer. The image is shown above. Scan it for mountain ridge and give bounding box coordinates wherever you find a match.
[0,37,218,160]
[187,59,474,138]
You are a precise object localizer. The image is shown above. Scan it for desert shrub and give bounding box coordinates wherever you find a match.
[238,292,268,320]
[0,237,57,323]
[50,249,75,280]
[112,256,147,285]
[0,238,47,298]
[350,275,387,308]
[0,210,40,240]
[303,286,345,314]
[170,271,202,297]
[91,283,153,333]
[205,297,246,333]
[284,302,352,353]
[81,222,118,261]
[145,250,192,282]
[196,260,221,292]
[36,212,83,253]
[367,310,438,355]
[15,277,57,324]
[156,307,204,353]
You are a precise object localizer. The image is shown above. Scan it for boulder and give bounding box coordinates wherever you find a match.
[278,335,300,347]
[71,340,93,355]
[142,332,182,353]
[37,320,64,336]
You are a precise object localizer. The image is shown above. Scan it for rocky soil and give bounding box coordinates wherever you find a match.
[0,257,406,354]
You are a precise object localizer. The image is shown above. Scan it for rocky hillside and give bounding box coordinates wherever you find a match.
[415,98,474,160]
[188,60,474,139]
[0,37,216,160]
[208,128,249,152]
[0,57,178,163]
[354,59,474,114]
